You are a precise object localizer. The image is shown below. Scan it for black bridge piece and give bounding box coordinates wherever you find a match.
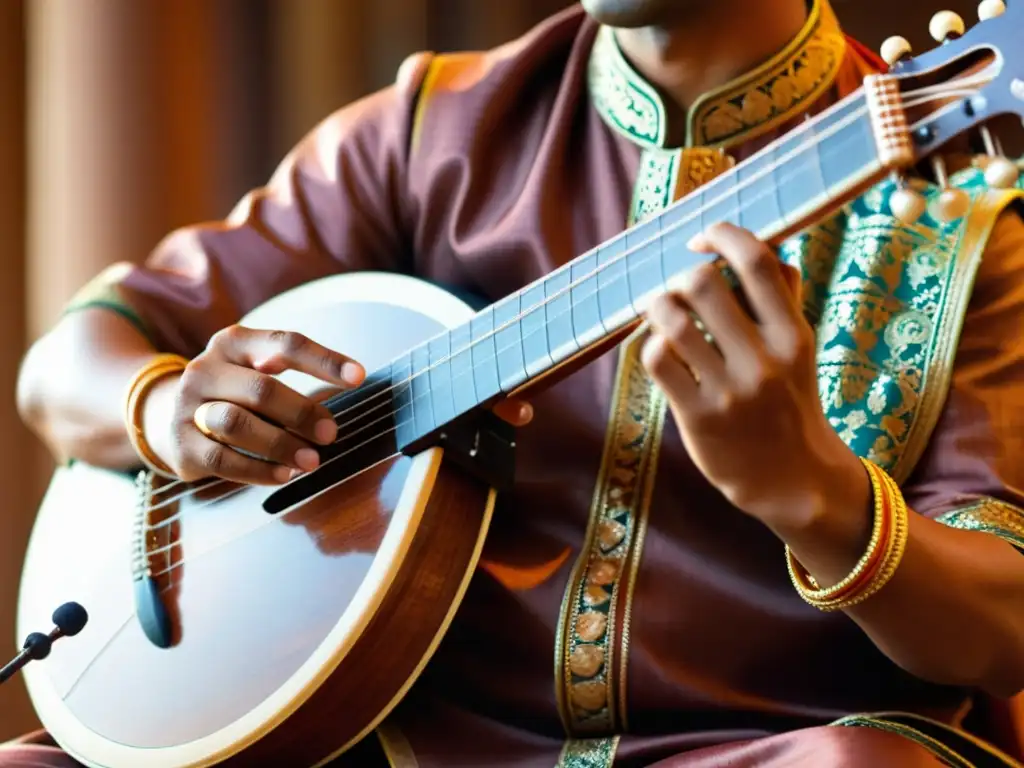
[262,410,517,515]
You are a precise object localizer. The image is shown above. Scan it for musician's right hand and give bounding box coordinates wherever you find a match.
[144,326,366,485]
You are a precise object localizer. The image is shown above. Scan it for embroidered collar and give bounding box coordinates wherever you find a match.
[587,0,847,150]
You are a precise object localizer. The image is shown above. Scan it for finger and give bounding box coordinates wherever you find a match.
[646,293,726,387]
[307,385,345,403]
[667,259,759,358]
[210,326,365,388]
[193,401,321,472]
[688,223,799,328]
[493,398,533,427]
[640,334,699,404]
[193,363,338,446]
[182,430,294,486]
[781,263,803,302]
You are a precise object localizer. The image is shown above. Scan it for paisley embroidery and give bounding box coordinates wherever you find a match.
[780,167,1021,482]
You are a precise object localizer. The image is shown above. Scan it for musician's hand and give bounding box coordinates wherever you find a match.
[144,325,534,486]
[641,223,868,531]
[145,326,366,485]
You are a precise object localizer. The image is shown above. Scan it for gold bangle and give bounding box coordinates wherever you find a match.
[825,468,909,611]
[786,457,885,600]
[124,353,189,479]
[787,458,909,612]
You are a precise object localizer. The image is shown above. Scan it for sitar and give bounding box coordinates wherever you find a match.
[16,5,1024,765]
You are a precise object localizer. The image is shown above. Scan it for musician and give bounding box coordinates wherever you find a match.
[6,0,1024,765]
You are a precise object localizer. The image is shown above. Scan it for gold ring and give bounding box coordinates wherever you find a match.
[665,341,701,385]
[193,402,218,439]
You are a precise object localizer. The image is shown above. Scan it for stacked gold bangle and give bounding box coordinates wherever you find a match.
[124,353,189,479]
[786,458,909,612]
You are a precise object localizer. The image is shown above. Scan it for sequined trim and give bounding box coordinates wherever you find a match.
[937,498,1024,551]
[587,0,846,149]
[556,736,621,768]
[554,336,667,736]
[781,171,1024,483]
[834,711,1024,767]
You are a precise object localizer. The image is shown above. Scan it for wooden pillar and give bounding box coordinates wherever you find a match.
[268,0,434,161]
[0,0,34,743]
[270,0,370,158]
[25,0,236,341]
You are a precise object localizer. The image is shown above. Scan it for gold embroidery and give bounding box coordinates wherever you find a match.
[937,498,1024,551]
[689,0,847,147]
[781,173,1024,483]
[554,335,667,736]
[833,711,1024,767]
[834,715,976,767]
[376,721,419,768]
[556,736,621,768]
[628,148,735,235]
[673,148,737,198]
[895,186,1024,482]
[588,0,846,149]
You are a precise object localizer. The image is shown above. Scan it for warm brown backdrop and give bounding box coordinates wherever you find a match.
[0,0,999,741]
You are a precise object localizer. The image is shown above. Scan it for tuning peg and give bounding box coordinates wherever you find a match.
[929,10,966,42]
[880,36,913,67]
[976,125,1020,188]
[890,177,926,225]
[978,0,1006,20]
[984,157,1019,187]
[931,157,971,221]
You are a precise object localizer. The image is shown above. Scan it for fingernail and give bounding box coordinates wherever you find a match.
[342,362,365,387]
[295,448,320,471]
[687,233,706,251]
[314,418,337,444]
[273,465,292,484]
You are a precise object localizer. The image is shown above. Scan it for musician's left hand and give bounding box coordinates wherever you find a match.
[642,222,868,531]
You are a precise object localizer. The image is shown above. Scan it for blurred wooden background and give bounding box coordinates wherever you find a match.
[0,0,999,740]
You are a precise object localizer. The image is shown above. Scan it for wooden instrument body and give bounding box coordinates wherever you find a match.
[17,272,496,767]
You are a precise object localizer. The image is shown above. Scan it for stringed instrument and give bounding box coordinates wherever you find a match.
[16,4,1024,765]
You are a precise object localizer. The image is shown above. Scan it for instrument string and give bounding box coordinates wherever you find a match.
[142,82,977,543]
[145,97,874,512]
[140,104,887,553]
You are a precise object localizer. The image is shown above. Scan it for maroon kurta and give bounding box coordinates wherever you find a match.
[6,2,1024,766]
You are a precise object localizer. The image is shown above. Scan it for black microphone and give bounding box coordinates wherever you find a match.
[0,602,88,685]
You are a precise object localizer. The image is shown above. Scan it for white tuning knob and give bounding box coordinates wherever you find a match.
[934,188,971,222]
[880,36,913,67]
[978,0,1006,20]
[984,157,1020,188]
[890,186,926,224]
[929,10,966,41]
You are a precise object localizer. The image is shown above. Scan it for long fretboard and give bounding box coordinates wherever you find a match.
[264,86,888,513]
